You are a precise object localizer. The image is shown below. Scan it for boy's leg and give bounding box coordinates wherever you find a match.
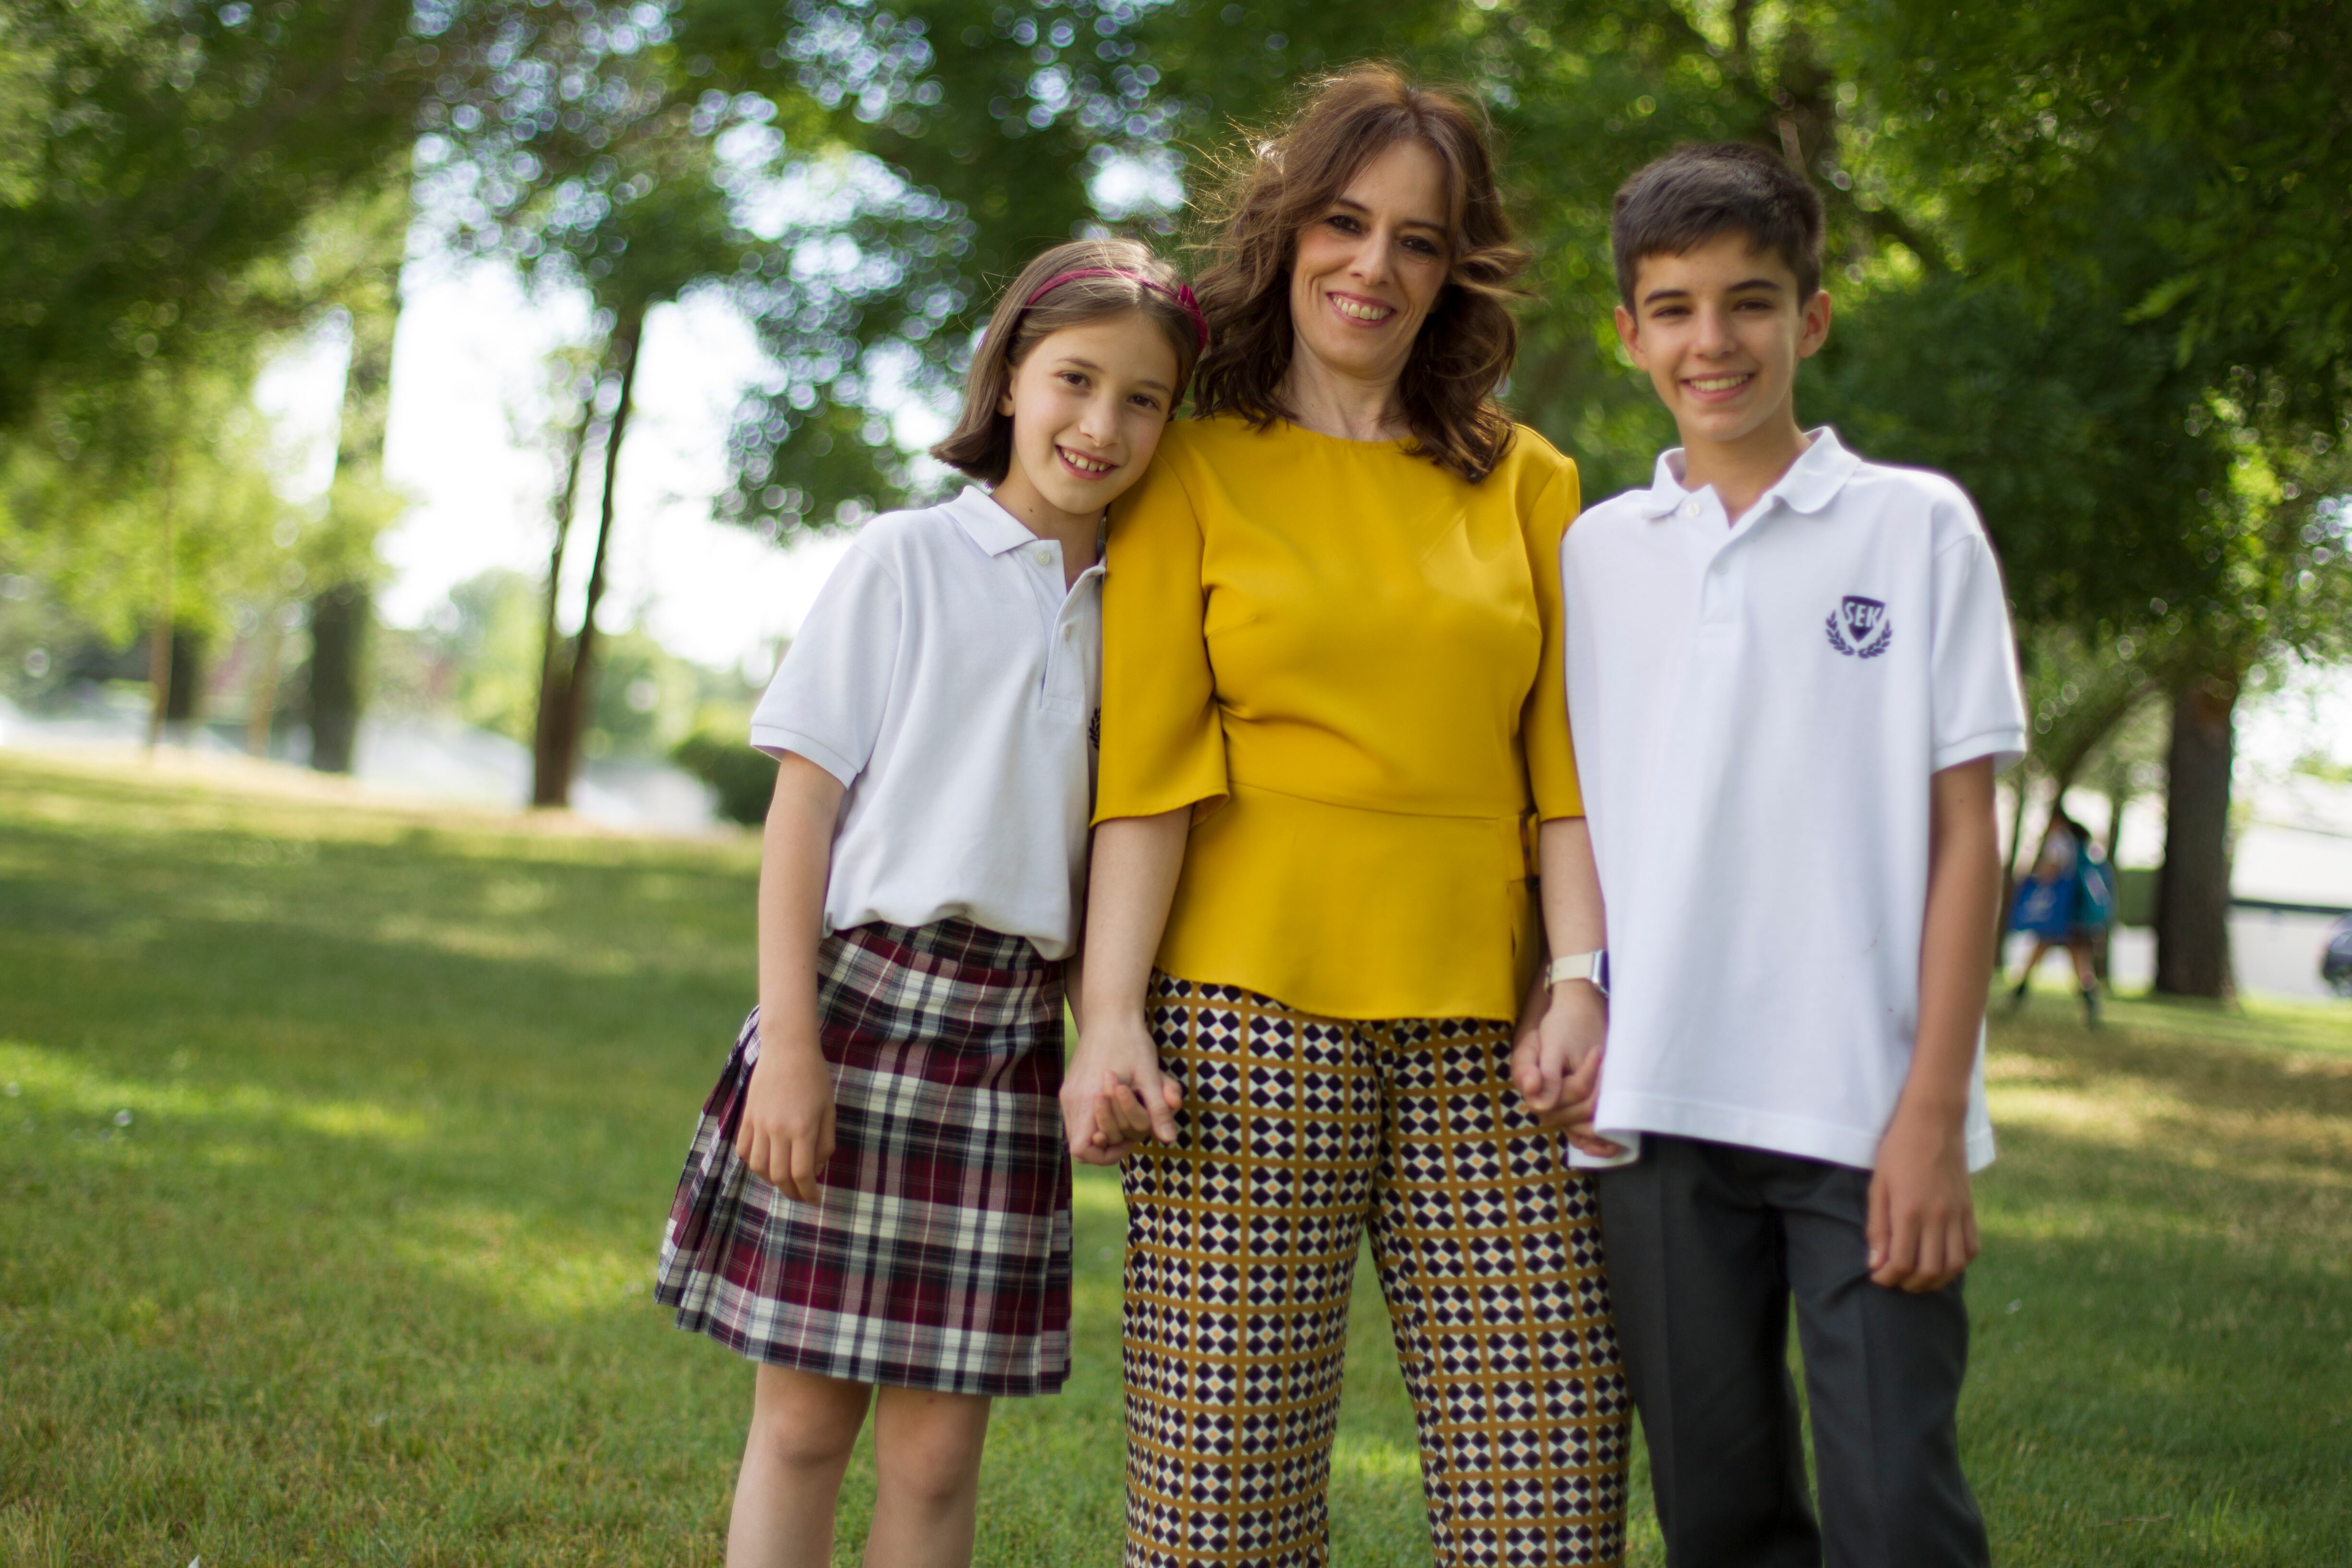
[1595,1137,1820,1568]
[865,1387,995,1568]
[1768,1154,1990,1568]
[730,1364,875,1568]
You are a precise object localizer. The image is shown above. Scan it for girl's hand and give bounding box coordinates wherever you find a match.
[736,1028,836,1203]
[1061,1012,1181,1164]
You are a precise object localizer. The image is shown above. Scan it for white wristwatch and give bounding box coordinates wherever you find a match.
[1547,949,1609,996]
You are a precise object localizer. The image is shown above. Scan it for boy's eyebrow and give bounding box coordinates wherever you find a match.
[1332,195,1448,235]
[1051,355,1174,394]
[1641,276,1786,306]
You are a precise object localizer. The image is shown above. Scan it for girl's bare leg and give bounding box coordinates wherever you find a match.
[729,1365,874,1568]
[862,1387,994,1568]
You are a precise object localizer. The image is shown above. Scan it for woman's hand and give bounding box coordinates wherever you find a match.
[1061,1012,1182,1164]
[737,1023,836,1202]
[1511,979,1620,1158]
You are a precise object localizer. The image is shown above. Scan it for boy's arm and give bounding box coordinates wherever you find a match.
[1873,756,1999,1291]
[738,753,846,1203]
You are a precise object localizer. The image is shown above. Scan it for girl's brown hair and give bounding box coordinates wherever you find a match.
[931,238,1204,484]
[1190,65,1530,482]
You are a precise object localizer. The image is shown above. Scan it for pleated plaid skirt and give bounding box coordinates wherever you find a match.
[654,918,1073,1396]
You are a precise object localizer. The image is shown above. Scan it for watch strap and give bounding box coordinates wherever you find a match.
[1547,950,1607,992]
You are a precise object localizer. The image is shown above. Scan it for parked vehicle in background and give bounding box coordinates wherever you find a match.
[2325,915,2352,998]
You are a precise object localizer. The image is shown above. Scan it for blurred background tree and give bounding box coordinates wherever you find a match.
[3,0,2347,992]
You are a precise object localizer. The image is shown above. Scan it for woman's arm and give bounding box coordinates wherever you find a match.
[1062,808,1190,1163]
[736,753,846,1201]
[1512,817,1619,1156]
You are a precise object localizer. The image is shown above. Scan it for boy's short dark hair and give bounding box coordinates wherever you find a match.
[1611,142,1825,308]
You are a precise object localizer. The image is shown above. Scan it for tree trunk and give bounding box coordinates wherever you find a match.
[145,466,176,752]
[534,308,644,810]
[306,585,369,774]
[164,628,207,724]
[245,610,284,756]
[306,182,406,773]
[530,378,605,807]
[2154,674,2238,1000]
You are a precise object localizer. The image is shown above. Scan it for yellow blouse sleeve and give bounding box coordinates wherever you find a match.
[1521,455,1585,820]
[1096,445,1229,824]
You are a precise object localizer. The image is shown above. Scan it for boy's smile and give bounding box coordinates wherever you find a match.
[1614,232,1832,513]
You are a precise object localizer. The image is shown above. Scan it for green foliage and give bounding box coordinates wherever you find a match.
[672,726,778,824]
[0,0,441,441]
[0,361,292,646]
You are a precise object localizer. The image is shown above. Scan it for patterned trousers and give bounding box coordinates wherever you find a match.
[1121,975,1629,1568]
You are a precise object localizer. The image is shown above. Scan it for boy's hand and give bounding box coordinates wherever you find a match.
[1868,1096,1978,1291]
[1061,1013,1181,1165]
[1510,979,1623,1160]
[736,1028,836,1203]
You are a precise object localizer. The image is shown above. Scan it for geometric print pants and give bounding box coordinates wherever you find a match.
[1121,974,1630,1568]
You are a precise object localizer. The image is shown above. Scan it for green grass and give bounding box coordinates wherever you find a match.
[2,750,2348,1565]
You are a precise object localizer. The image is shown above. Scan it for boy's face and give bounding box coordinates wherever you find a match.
[1614,232,1832,451]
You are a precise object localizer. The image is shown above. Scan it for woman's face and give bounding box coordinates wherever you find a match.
[1287,138,1453,392]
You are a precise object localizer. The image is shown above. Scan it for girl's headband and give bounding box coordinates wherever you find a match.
[1022,267,1209,352]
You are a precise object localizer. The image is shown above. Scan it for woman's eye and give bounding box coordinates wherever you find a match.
[1326,213,1360,233]
[1403,237,1441,258]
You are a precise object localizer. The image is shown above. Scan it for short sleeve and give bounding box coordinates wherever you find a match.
[1928,503,2028,775]
[748,540,902,786]
[1521,457,1586,819]
[1096,448,1228,823]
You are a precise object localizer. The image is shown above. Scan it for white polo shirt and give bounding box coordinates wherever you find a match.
[750,487,1102,959]
[1560,429,2027,1172]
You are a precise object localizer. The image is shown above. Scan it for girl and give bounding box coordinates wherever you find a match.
[656,237,1205,1568]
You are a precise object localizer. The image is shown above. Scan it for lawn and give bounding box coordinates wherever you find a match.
[2,750,2347,1566]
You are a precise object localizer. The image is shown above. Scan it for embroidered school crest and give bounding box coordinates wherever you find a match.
[1825,595,1893,658]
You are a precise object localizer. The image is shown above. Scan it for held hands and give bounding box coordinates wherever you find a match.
[1059,1013,1182,1165]
[1867,1096,1979,1292]
[735,1020,836,1203]
[1510,978,1623,1161]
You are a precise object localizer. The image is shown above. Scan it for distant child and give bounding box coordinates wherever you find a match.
[655,237,1205,1568]
[2008,812,2115,1025]
[1518,143,2028,1565]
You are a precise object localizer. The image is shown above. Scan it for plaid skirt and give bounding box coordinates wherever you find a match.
[654,918,1073,1396]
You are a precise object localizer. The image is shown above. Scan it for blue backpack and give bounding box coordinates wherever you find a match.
[2073,852,2116,931]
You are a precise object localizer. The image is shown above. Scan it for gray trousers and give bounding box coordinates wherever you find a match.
[1595,1136,1989,1568]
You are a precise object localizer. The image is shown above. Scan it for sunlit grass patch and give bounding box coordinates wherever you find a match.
[2,750,2348,1565]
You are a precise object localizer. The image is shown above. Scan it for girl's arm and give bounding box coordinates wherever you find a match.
[736,753,847,1201]
[1062,808,1189,1163]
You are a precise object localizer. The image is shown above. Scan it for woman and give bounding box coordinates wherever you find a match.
[1063,67,1629,1568]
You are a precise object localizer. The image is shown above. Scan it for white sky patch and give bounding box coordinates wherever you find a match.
[369,251,858,673]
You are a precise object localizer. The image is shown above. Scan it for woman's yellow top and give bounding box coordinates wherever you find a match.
[1097,414,1583,1022]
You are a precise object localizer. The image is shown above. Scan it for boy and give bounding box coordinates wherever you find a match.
[1518,143,2026,1565]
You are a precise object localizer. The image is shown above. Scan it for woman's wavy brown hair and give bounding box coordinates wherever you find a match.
[1189,64,1530,482]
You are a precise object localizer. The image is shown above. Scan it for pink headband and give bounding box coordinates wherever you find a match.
[1022,266,1209,352]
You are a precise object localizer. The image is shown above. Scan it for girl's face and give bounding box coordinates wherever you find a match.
[1287,138,1454,391]
[994,311,1181,527]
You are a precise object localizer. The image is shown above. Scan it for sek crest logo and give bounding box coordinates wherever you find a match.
[1825,595,1893,659]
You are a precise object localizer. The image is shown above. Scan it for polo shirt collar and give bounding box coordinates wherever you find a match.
[944,485,1041,556]
[1636,427,1862,520]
